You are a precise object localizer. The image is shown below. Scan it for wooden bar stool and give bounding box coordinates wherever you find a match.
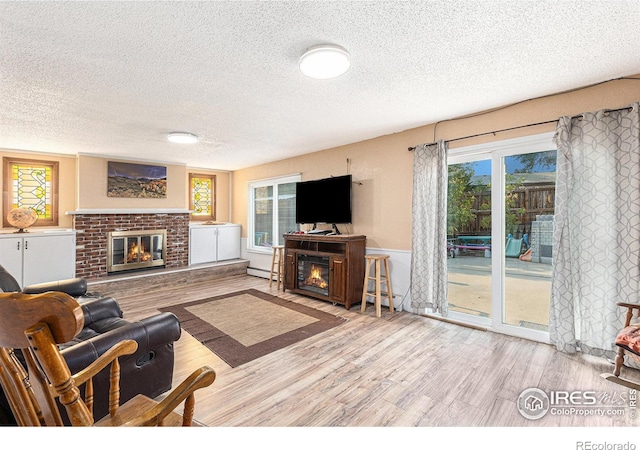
[361,254,394,317]
[269,245,285,290]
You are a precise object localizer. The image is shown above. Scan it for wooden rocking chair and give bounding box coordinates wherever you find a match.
[0,291,216,426]
[601,301,640,390]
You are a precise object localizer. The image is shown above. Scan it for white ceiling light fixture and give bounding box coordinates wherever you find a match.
[167,132,199,144]
[299,44,351,79]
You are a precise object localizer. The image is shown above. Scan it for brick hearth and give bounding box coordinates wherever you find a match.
[73,213,190,279]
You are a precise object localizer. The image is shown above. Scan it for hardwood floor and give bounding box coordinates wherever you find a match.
[110,272,639,429]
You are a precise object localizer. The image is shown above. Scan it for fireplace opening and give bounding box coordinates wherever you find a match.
[297,254,329,297]
[107,230,167,273]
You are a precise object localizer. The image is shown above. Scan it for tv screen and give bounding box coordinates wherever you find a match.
[295,175,352,224]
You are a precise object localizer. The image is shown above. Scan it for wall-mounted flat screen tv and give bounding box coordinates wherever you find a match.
[295,175,352,225]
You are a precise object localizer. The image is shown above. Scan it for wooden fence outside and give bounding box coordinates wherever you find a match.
[454,183,555,238]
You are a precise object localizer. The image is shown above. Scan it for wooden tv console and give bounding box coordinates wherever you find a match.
[283,234,366,310]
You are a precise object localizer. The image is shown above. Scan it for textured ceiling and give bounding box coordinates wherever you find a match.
[2,1,640,171]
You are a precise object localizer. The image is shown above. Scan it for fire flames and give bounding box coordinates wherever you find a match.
[126,243,152,263]
[304,264,328,289]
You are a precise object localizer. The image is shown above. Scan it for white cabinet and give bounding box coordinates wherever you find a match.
[0,231,76,288]
[216,225,241,261]
[189,224,240,265]
[189,227,218,265]
[0,236,22,285]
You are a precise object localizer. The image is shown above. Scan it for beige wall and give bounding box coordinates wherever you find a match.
[78,157,232,220]
[233,76,640,251]
[0,151,233,228]
[232,135,416,250]
[0,149,77,229]
[77,155,187,210]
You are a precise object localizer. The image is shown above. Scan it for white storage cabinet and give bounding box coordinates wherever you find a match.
[189,224,241,265]
[0,231,76,288]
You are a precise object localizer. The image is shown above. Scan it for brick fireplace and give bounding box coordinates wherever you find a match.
[107,229,167,273]
[72,211,190,279]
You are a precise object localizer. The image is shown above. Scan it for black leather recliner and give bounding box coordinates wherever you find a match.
[0,264,181,425]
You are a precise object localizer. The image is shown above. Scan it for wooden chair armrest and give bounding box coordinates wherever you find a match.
[616,302,640,310]
[118,366,216,426]
[71,340,138,386]
[616,302,640,328]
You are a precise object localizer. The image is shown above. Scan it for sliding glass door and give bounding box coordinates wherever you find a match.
[502,152,555,333]
[447,158,493,326]
[446,133,556,342]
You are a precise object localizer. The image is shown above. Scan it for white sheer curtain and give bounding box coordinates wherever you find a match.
[411,140,448,315]
[551,103,640,358]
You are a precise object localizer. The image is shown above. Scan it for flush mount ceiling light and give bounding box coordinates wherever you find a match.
[299,44,351,79]
[167,132,199,144]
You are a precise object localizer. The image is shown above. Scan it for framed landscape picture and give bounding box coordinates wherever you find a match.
[107,162,167,198]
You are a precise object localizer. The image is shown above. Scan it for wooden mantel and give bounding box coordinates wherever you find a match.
[66,209,192,215]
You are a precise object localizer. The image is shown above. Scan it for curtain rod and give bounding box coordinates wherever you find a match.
[407,106,634,151]
[407,120,557,151]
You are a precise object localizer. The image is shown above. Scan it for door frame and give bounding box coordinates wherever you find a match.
[447,132,556,343]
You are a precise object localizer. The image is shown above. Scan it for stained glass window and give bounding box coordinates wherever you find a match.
[3,157,58,227]
[12,164,51,217]
[189,174,216,220]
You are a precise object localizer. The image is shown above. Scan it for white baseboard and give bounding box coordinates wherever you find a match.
[363,247,411,312]
[241,238,412,313]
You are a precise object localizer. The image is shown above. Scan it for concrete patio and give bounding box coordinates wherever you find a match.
[447,254,551,330]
